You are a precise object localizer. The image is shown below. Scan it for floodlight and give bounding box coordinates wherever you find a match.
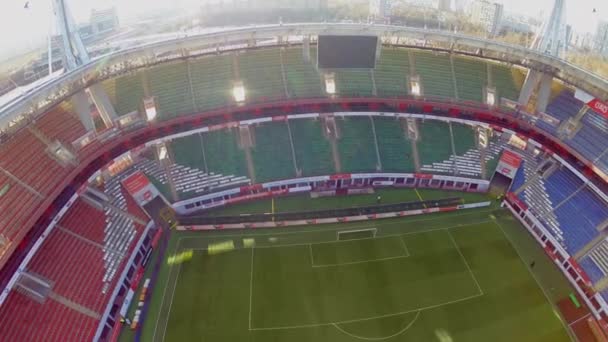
[233,81,246,102]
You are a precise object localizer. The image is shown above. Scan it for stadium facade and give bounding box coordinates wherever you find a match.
[0,23,607,340]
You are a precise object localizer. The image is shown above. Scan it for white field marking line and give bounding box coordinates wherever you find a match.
[332,310,421,341]
[311,255,410,268]
[399,235,410,257]
[492,220,574,340]
[249,292,483,331]
[446,229,484,296]
[568,313,591,327]
[188,219,494,252]
[152,238,180,342]
[248,247,255,330]
[159,240,184,342]
[336,227,378,240]
[179,208,496,241]
[308,244,315,266]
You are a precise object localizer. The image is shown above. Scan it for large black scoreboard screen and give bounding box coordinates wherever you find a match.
[317,35,378,69]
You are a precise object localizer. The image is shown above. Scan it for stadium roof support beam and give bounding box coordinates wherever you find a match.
[519,0,568,113]
[52,0,117,131]
[2,23,608,132]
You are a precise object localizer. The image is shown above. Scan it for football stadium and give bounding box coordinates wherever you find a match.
[0,0,608,341]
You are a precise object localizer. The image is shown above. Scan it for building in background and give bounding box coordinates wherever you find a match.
[89,8,120,35]
[437,0,452,11]
[370,0,392,18]
[469,0,503,36]
[595,20,608,56]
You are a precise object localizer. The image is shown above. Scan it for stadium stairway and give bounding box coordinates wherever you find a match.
[148,61,196,120]
[336,116,378,173]
[453,57,486,103]
[136,158,249,200]
[412,51,455,98]
[189,55,234,111]
[374,48,410,97]
[281,47,324,99]
[372,117,415,173]
[239,49,286,102]
[511,151,565,247]
[250,121,297,183]
[289,119,335,176]
[489,63,520,101]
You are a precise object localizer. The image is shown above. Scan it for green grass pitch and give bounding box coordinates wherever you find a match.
[136,206,574,342]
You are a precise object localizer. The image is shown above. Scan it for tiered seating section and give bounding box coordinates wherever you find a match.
[199,129,249,177]
[413,51,455,98]
[490,63,520,101]
[374,49,410,97]
[289,119,334,176]
[335,69,374,97]
[537,91,608,174]
[0,164,152,340]
[418,120,454,174]
[102,46,522,123]
[453,57,486,102]
[0,290,98,342]
[0,128,70,242]
[189,56,234,111]
[239,50,285,101]
[373,117,415,173]
[337,117,378,173]
[137,158,249,200]
[511,154,608,256]
[251,122,296,183]
[148,62,195,119]
[282,48,323,98]
[34,104,86,143]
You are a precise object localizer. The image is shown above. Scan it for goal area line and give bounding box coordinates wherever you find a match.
[309,235,410,268]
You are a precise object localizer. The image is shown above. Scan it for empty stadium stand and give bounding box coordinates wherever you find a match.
[413,51,455,98]
[336,116,378,173]
[374,49,410,98]
[289,119,335,176]
[189,55,234,111]
[372,117,415,173]
[453,57,486,102]
[282,47,324,99]
[200,129,249,178]
[239,50,285,101]
[251,121,296,183]
[148,62,196,120]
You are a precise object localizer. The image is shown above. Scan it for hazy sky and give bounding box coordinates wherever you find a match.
[0,0,606,57]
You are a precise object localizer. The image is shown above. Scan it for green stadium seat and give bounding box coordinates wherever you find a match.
[202,129,249,177]
[337,117,378,172]
[418,120,453,175]
[373,117,415,172]
[453,57,486,102]
[290,119,335,176]
[189,56,234,111]
[374,48,410,97]
[413,51,455,98]
[148,62,196,120]
[170,134,206,171]
[491,63,520,101]
[335,69,374,97]
[282,47,324,98]
[251,121,296,183]
[114,72,145,116]
[239,49,286,102]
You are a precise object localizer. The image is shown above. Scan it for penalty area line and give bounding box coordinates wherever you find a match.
[332,310,421,341]
[446,229,484,296]
[249,292,483,331]
[248,247,255,330]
